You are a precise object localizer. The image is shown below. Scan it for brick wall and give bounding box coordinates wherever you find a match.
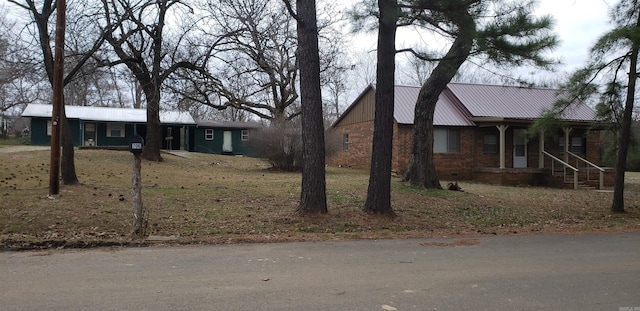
[392,125,475,179]
[329,120,607,188]
[327,121,375,169]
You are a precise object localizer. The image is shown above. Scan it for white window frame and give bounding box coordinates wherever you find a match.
[46,120,52,136]
[106,123,125,138]
[241,129,249,141]
[205,129,214,141]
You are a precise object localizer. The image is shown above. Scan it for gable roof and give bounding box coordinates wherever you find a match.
[394,85,475,126]
[446,83,596,122]
[21,104,196,125]
[334,83,598,128]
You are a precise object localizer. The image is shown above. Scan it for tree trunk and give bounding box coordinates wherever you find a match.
[611,16,639,213]
[142,88,163,162]
[295,0,327,214]
[60,103,79,185]
[402,9,475,189]
[363,0,398,215]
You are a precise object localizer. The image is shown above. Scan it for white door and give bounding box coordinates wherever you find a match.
[222,131,233,153]
[513,129,527,168]
[84,123,96,146]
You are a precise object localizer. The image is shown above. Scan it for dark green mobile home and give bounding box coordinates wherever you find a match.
[22,104,195,149]
[191,120,261,156]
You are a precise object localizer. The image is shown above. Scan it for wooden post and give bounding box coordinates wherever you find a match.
[539,130,545,169]
[131,152,144,238]
[48,0,66,197]
[129,134,145,238]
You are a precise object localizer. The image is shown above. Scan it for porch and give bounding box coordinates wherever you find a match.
[472,124,614,189]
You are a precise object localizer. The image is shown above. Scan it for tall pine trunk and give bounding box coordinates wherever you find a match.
[295,0,327,214]
[402,10,475,189]
[611,13,639,213]
[363,0,398,215]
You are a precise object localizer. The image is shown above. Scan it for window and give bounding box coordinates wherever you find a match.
[434,129,459,153]
[205,129,214,141]
[343,134,349,151]
[559,136,586,154]
[483,134,498,153]
[241,130,249,141]
[570,136,585,154]
[47,120,52,136]
[106,123,125,138]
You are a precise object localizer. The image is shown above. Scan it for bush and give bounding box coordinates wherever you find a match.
[247,122,342,171]
[247,123,303,171]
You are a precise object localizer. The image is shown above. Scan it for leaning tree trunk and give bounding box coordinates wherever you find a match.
[60,103,79,185]
[142,87,163,162]
[402,9,475,189]
[611,23,639,213]
[295,0,327,214]
[363,0,398,215]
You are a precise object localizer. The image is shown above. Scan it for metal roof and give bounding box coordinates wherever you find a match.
[393,85,475,126]
[21,104,196,125]
[446,83,597,121]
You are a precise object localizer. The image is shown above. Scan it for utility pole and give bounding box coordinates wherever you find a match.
[49,0,66,197]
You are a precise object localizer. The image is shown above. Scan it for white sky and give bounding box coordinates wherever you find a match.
[535,0,612,74]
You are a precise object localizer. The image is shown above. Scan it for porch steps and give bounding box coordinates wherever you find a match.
[554,170,600,190]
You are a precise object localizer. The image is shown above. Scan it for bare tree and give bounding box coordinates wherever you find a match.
[0,14,40,132]
[99,0,207,161]
[8,0,108,185]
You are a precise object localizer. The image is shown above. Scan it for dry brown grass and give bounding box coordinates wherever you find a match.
[1,148,639,250]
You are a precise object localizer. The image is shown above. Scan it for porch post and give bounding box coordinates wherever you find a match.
[497,125,509,169]
[539,130,545,169]
[563,127,572,163]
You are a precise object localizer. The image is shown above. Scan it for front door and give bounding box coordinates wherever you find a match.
[222,131,233,153]
[84,123,96,146]
[513,129,527,168]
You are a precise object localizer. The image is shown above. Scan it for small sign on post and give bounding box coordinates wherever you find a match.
[129,134,145,238]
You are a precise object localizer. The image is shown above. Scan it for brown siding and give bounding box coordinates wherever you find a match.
[336,89,376,126]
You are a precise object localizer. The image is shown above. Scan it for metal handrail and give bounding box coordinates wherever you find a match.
[567,151,604,189]
[542,151,579,189]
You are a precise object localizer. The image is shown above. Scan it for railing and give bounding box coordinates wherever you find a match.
[567,151,605,190]
[542,151,579,190]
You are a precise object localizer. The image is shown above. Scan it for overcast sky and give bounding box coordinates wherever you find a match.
[535,0,612,73]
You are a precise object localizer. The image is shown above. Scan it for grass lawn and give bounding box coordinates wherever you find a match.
[1,148,639,250]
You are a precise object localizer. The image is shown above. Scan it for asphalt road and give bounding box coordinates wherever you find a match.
[2,233,639,311]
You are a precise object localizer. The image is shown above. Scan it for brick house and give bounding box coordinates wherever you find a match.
[329,83,612,188]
